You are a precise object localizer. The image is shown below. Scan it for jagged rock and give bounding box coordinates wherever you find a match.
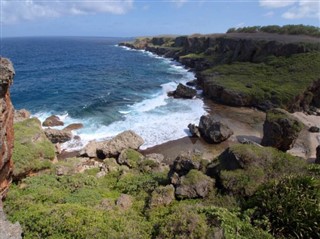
[116,194,132,210]
[261,108,303,151]
[0,207,22,239]
[316,145,320,164]
[169,154,201,179]
[44,128,72,143]
[42,115,64,127]
[0,58,15,200]
[144,153,169,172]
[186,80,197,86]
[63,123,84,131]
[309,126,320,133]
[14,109,31,123]
[96,130,144,159]
[168,83,196,99]
[198,115,233,143]
[149,185,175,207]
[175,170,214,199]
[239,138,262,147]
[188,123,201,137]
[79,140,104,158]
[55,157,102,176]
[117,149,144,168]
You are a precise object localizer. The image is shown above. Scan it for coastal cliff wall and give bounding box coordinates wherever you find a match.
[0,58,15,200]
[120,33,320,111]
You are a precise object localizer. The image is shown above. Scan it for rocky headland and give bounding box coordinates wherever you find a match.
[1,25,320,238]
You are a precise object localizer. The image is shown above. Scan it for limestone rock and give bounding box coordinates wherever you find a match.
[309,126,320,133]
[79,140,104,158]
[14,109,31,123]
[316,145,320,164]
[168,83,196,99]
[188,123,201,137]
[198,115,233,143]
[169,154,201,179]
[175,170,214,199]
[97,130,144,159]
[117,149,144,168]
[149,185,175,207]
[261,108,303,151]
[144,153,169,172]
[116,194,133,210]
[0,207,22,239]
[63,123,84,131]
[42,115,64,127]
[44,128,72,144]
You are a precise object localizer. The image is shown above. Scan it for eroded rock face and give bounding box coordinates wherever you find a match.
[198,115,233,143]
[0,58,15,200]
[42,115,64,127]
[13,109,30,123]
[316,145,320,164]
[44,128,72,144]
[261,108,303,151]
[168,83,197,99]
[97,130,144,159]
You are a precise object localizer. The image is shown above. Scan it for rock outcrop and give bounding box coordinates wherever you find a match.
[149,185,175,207]
[198,115,233,143]
[42,115,64,127]
[261,108,303,151]
[0,58,15,200]
[168,83,197,99]
[97,130,144,159]
[44,128,73,144]
[14,109,30,123]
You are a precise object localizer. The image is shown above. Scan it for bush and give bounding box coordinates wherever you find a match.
[246,176,320,238]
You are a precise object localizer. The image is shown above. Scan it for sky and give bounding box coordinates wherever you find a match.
[0,0,319,37]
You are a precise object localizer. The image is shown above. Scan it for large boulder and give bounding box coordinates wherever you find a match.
[14,109,31,123]
[198,115,233,143]
[168,83,197,99]
[44,128,72,144]
[149,185,175,208]
[42,115,64,127]
[0,208,22,239]
[261,108,303,151]
[175,169,214,199]
[316,145,320,164]
[79,140,104,158]
[63,123,83,131]
[188,123,201,137]
[117,149,144,168]
[96,130,144,159]
[169,154,201,179]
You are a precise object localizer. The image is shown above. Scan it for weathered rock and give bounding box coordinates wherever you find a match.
[79,140,104,158]
[13,109,31,123]
[63,123,84,131]
[0,206,22,239]
[309,126,320,133]
[168,83,197,99]
[316,145,320,164]
[56,157,103,176]
[188,123,201,137]
[116,194,133,210]
[42,115,64,127]
[144,153,169,172]
[149,185,175,207]
[117,149,144,168]
[96,130,144,159]
[186,80,197,87]
[198,115,233,143]
[169,154,201,179]
[0,58,15,200]
[44,128,72,144]
[261,108,303,151]
[175,170,214,199]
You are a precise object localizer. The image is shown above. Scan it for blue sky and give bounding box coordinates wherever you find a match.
[1,0,319,37]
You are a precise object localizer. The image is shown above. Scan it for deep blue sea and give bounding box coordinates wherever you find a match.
[1,37,206,150]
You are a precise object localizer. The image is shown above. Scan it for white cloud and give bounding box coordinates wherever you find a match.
[263,11,275,17]
[259,0,320,19]
[282,1,320,19]
[1,0,134,24]
[172,0,188,8]
[259,0,297,8]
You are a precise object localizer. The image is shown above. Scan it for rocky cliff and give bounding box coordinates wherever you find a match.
[120,33,320,112]
[0,57,15,200]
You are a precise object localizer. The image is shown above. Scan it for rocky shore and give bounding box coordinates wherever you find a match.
[1,27,320,238]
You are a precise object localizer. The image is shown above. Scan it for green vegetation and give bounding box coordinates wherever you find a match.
[13,118,55,178]
[202,52,320,109]
[227,24,320,37]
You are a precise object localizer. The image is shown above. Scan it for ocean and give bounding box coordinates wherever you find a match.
[1,37,206,150]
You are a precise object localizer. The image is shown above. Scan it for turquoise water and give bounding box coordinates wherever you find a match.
[1,37,205,149]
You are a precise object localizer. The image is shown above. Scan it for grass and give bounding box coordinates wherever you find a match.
[202,52,320,109]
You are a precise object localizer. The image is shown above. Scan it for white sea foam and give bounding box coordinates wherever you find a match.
[36,48,206,152]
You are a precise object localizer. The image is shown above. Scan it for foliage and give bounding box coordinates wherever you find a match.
[245,176,320,238]
[227,24,320,37]
[13,118,55,177]
[202,52,320,109]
